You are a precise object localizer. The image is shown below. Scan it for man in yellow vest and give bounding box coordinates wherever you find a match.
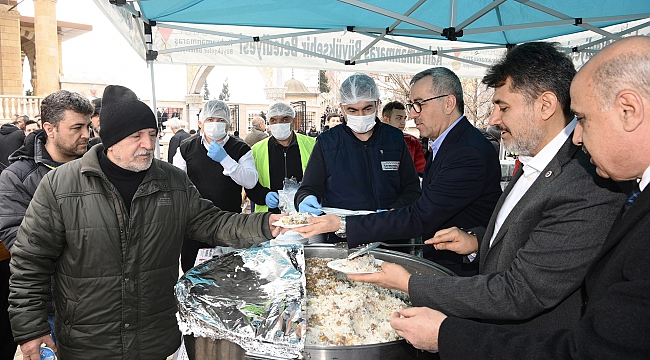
[248,102,316,213]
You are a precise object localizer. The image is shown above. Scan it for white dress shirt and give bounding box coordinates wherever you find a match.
[639,165,650,192]
[489,119,577,247]
[172,134,259,189]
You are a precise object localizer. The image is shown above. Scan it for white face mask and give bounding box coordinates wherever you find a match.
[346,113,376,134]
[269,123,293,141]
[203,122,227,141]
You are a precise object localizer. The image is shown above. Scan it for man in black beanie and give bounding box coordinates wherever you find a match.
[8,85,285,360]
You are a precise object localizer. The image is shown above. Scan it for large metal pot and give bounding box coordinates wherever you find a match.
[185,244,453,360]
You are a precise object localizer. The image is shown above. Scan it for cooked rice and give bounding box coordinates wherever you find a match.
[281,212,313,225]
[305,257,410,346]
[337,254,380,273]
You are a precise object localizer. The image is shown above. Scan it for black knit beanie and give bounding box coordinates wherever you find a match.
[99,85,158,150]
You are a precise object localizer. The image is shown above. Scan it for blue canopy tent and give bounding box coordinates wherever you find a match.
[95,0,650,125]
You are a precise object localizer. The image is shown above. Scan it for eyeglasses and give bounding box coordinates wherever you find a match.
[406,94,450,113]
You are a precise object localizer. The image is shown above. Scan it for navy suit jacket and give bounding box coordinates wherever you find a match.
[347,117,502,276]
[438,185,650,359]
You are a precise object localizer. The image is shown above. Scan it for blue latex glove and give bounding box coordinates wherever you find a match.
[207,141,228,162]
[265,192,280,208]
[376,209,389,212]
[299,195,323,215]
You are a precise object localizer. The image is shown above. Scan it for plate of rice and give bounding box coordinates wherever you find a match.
[272,212,314,228]
[327,254,383,274]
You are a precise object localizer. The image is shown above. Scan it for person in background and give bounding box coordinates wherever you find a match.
[296,68,501,276]
[247,102,316,213]
[245,116,269,147]
[326,113,342,128]
[23,120,40,135]
[88,98,102,147]
[0,119,25,171]
[173,100,259,272]
[382,101,426,175]
[8,85,283,360]
[307,125,319,137]
[166,117,190,163]
[1,90,93,359]
[295,73,421,243]
[189,129,197,136]
[390,35,650,360]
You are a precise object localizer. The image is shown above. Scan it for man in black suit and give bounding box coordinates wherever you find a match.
[296,68,502,276]
[388,36,650,359]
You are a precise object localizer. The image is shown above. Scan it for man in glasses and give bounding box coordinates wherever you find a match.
[296,68,502,276]
[295,73,421,243]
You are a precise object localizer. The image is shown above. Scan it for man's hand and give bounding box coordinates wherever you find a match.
[293,214,340,238]
[347,262,411,292]
[298,195,323,215]
[207,141,228,162]
[20,334,57,360]
[426,227,478,255]
[390,307,447,352]
[268,213,288,237]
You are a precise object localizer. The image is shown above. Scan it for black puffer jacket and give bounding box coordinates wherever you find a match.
[0,123,25,170]
[0,130,56,250]
[9,145,272,359]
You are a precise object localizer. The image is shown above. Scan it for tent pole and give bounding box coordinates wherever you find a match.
[148,53,160,159]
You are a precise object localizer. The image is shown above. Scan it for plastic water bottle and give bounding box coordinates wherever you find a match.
[40,347,56,360]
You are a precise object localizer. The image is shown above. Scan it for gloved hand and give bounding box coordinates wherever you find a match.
[265,192,280,208]
[299,195,323,215]
[376,209,389,212]
[207,141,228,162]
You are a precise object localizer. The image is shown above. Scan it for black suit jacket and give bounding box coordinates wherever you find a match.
[168,129,191,163]
[438,186,650,359]
[347,117,502,276]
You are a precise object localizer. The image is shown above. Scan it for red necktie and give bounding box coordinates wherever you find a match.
[512,158,523,177]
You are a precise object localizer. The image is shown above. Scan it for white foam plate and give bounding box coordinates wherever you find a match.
[327,258,384,274]
[321,207,375,216]
[271,220,309,229]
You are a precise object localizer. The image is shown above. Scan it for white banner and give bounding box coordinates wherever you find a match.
[151,23,505,78]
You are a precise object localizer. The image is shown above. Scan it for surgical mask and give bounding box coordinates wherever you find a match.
[346,113,376,133]
[269,123,292,141]
[204,122,227,141]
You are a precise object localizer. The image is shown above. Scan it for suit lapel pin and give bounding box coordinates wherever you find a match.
[545,171,553,178]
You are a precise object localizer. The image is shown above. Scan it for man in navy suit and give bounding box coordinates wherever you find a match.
[297,67,502,276]
[386,36,650,359]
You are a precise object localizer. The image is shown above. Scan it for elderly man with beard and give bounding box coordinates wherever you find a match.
[0,90,93,360]
[7,85,284,360]
[342,42,627,335]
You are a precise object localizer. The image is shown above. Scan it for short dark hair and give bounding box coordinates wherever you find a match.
[382,101,405,118]
[410,67,465,114]
[482,42,576,118]
[40,90,94,128]
[24,119,39,128]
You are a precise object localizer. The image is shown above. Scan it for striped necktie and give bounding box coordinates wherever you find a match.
[624,183,641,212]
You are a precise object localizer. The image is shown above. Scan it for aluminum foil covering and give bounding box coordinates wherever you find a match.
[175,245,306,359]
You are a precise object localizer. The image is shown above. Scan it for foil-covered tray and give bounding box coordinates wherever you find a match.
[175,245,306,359]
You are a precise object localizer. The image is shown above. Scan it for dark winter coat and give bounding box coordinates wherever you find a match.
[8,144,273,360]
[0,123,25,170]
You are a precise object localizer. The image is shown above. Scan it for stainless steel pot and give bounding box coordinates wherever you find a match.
[186,244,453,360]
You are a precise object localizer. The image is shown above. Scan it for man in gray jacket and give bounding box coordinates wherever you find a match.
[0,90,94,359]
[8,85,284,360]
[244,116,269,147]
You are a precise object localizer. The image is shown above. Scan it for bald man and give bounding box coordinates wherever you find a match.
[245,116,269,147]
[391,35,650,360]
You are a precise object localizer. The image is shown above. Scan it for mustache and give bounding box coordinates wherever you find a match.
[494,125,508,132]
[134,150,153,157]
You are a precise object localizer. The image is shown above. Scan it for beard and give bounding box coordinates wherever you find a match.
[53,136,88,158]
[113,149,154,172]
[499,109,547,156]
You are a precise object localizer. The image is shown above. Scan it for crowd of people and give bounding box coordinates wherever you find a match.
[0,36,648,360]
